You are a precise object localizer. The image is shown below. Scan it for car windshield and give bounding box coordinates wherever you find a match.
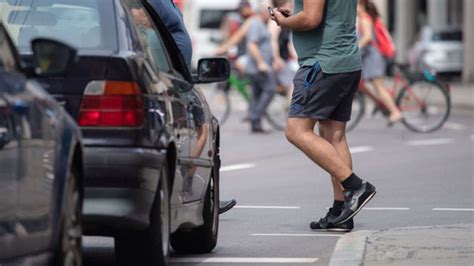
[0,0,117,52]
[432,31,463,42]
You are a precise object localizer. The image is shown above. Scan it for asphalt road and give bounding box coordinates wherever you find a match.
[84,110,474,266]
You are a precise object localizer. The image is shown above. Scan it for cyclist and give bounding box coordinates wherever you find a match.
[148,0,237,214]
[215,0,254,73]
[358,0,402,126]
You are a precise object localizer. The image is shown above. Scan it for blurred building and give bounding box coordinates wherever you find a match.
[373,0,473,82]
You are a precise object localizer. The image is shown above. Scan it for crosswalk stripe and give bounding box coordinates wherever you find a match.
[235,206,301,209]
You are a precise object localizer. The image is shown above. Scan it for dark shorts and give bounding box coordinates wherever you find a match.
[288,65,361,122]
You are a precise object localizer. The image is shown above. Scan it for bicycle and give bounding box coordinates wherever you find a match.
[204,72,289,131]
[348,64,451,133]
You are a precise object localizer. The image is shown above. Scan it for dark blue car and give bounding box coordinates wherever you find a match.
[0,0,229,265]
[0,23,83,265]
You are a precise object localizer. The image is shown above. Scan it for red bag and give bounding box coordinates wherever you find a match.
[372,18,396,59]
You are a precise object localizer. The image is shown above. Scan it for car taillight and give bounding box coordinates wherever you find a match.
[79,81,144,127]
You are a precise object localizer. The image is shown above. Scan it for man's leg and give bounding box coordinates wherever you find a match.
[285,118,352,182]
[253,73,276,123]
[319,120,352,202]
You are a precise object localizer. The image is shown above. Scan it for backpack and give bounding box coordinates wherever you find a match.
[372,18,396,59]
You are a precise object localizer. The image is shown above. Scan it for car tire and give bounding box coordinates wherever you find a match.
[170,155,219,254]
[115,164,171,266]
[55,164,83,266]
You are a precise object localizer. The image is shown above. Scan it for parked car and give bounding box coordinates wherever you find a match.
[0,0,229,265]
[0,23,83,265]
[410,26,464,74]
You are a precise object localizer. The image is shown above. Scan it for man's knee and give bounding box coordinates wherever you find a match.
[319,123,347,144]
[285,126,297,144]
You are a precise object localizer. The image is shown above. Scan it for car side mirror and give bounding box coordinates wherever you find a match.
[195,58,230,83]
[31,38,77,77]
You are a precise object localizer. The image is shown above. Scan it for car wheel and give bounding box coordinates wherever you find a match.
[115,165,170,266]
[170,155,219,254]
[56,165,82,266]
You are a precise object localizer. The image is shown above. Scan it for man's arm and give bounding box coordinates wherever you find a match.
[248,42,269,73]
[272,0,325,31]
[215,19,252,55]
[269,21,284,70]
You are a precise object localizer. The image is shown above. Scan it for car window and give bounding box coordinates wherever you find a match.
[0,0,117,52]
[432,31,463,42]
[0,25,17,72]
[200,9,234,29]
[124,0,173,74]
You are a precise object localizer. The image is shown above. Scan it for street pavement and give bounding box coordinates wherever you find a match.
[84,108,474,266]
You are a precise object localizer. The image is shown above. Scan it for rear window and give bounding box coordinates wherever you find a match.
[0,0,117,52]
[199,9,234,29]
[432,31,463,42]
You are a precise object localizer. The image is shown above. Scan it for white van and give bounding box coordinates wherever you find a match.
[181,0,259,68]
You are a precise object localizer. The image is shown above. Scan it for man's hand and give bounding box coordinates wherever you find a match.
[278,7,292,17]
[270,8,288,26]
[214,46,227,56]
[273,57,284,71]
[257,62,270,74]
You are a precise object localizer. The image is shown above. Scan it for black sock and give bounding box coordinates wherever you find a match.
[341,173,363,191]
[331,200,344,216]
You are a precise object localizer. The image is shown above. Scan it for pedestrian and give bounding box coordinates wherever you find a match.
[148,0,237,214]
[271,0,376,231]
[246,2,277,133]
[358,0,402,126]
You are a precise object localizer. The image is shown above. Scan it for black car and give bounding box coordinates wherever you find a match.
[0,0,229,265]
[0,23,83,265]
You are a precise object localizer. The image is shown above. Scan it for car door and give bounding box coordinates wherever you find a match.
[123,1,193,205]
[141,1,212,203]
[0,24,57,254]
[0,89,20,259]
[0,23,27,259]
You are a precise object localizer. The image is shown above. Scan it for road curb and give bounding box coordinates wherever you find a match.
[328,230,374,266]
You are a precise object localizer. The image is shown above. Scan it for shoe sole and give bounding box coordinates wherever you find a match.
[311,227,353,233]
[337,191,376,225]
[218,201,237,214]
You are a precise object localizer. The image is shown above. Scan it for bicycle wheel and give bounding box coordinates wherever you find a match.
[346,92,365,132]
[396,80,450,133]
[264,93,289,131]
[204,82,232,125]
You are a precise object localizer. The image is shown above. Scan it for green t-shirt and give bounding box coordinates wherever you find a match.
[292,0,362,73]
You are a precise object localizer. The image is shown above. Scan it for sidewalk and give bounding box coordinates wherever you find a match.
[330,224,474,266]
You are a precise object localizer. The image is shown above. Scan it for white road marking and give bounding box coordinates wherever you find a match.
[432,208,474,212]
[407,138,454,146]
[251,233,342,237]
[326,207,410,211]
[220,163,256,172]
[350,146,373,154]
[444,122,467,131]
[471,134,474,141]
[235,205,301,209]
[362,207,410,211]
[170,257,319,264]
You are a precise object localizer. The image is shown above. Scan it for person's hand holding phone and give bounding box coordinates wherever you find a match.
[269,6,291,27]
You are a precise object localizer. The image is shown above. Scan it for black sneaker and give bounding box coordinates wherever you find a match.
[333,182,376,225]
[310,208,354,232]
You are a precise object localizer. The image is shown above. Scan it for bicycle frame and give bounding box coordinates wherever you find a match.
[358,65,429,115]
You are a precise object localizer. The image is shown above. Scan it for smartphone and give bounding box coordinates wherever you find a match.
[268,6,274,16]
